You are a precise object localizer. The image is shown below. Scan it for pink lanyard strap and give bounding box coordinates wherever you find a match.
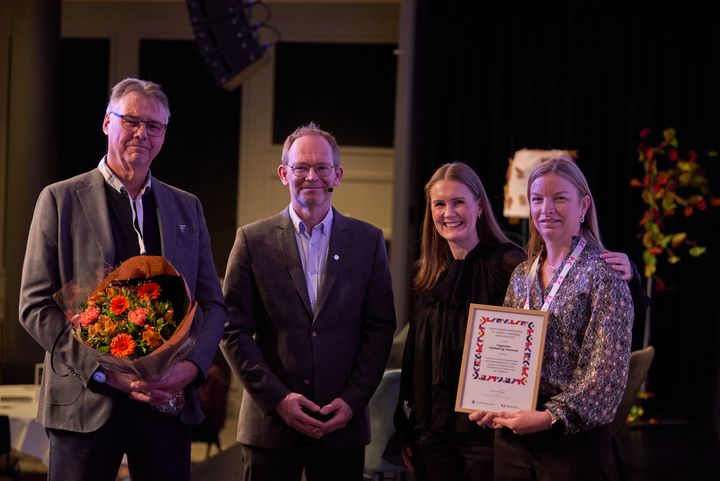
[524,237,587,311]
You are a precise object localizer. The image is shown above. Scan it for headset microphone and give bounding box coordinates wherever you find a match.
[328,187,334,193]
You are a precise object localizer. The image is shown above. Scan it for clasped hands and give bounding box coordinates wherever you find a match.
[468,409,554,435]
[105,360,198,410]
[275,392,353,439]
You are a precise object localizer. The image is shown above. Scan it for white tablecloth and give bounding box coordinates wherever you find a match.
[0,384,49,464]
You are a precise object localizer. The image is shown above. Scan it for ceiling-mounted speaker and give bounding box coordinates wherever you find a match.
[186,0,270,91]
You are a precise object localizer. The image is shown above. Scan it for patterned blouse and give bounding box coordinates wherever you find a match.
[504,238,633,434]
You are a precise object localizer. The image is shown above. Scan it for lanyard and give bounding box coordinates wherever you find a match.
[524,237,586,311]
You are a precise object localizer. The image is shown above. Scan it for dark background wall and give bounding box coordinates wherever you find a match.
[409,2,720,428]
[272,42,397,147]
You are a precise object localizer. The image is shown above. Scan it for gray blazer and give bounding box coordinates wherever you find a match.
[221,208,396,449]
[19,169,226,432]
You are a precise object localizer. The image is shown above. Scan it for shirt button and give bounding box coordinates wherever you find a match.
[312,331,317,337]
[304,379,310,385]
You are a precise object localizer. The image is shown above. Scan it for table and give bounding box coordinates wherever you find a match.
[0,384,49,464]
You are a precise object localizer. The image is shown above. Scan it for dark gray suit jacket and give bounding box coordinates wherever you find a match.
[221,207,396,449]
[19,169,226,432]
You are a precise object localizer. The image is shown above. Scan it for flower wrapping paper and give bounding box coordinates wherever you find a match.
[55,255,197,381]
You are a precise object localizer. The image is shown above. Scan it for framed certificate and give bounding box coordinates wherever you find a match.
[455,303,548,414]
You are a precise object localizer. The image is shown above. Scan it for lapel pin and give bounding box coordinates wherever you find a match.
[178,224,187,233]
[333,254,340,261]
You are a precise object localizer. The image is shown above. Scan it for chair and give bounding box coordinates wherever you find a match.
[365,369,406,481]
[192,364,229,460]
[386,323,409,370]
[611,346,655,481]
[0,415,19,481]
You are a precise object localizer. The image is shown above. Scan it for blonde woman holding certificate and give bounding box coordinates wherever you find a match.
[470,156,633,481]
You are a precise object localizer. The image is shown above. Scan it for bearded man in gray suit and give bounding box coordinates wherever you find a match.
[222,123,396,481]
[19,78,226,481]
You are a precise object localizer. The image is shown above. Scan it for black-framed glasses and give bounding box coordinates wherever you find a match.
[110,112,167,137]
[285,163,336,177]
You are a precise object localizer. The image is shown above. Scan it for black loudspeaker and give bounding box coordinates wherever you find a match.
[186,0,270,91]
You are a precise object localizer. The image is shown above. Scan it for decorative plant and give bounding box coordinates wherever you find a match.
[630,127,719,282]
[627,128,718,419]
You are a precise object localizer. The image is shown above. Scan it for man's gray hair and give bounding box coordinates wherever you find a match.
[281,122,340,166]
[106,78,170,118]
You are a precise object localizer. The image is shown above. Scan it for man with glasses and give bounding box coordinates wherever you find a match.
[19,78,226,481]
[222,122,396,481]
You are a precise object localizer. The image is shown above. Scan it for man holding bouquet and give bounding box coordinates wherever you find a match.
[19,78,226,481]
[222,122,397,481]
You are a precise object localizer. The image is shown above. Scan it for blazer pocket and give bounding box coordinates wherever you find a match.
[46,369,84,406]
[175,228,199,253]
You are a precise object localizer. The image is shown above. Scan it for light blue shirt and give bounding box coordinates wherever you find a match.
[287,206,333,313]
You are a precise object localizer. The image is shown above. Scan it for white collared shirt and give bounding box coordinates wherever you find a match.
[287,206,333,313]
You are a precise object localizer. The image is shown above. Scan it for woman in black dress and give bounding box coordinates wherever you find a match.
[395,162,526,481]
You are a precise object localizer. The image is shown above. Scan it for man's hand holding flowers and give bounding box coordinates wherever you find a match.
[103,369,138,394]
[129,360,198,409]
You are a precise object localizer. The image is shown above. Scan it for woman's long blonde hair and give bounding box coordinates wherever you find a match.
[525,155,604,262]
[414,162,514,293]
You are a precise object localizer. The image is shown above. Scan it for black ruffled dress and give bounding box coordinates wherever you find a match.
[398,242,526,438]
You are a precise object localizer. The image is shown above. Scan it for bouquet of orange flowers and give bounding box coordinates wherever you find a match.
[77,278,179,358]
[55,255,196,384]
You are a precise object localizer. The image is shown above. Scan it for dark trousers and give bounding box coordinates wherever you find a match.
[414,430,494,481]
[241,438,365,481]
[494,424,612,481]
[47,396,192,481]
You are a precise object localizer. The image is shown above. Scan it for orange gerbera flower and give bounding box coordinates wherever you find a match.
[137,282,161,300]
[110,333,136,357]
[110,296,129,315]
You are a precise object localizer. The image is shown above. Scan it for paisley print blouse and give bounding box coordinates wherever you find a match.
[504,239,633,434]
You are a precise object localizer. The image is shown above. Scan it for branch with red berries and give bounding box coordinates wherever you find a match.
[630,128,719,281]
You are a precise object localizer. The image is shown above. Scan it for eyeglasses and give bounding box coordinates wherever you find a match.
[285,163,336,177]
[110,112,167,137]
